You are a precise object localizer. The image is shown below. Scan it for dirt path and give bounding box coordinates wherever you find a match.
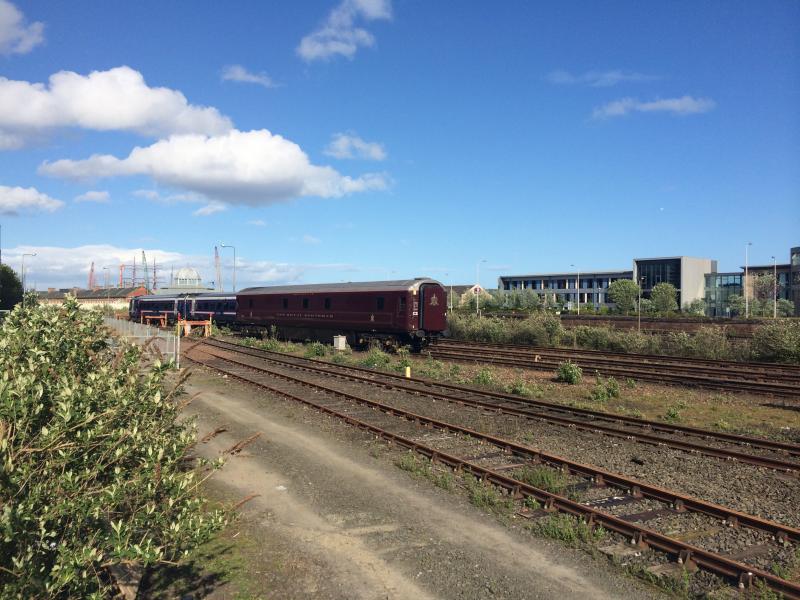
[185,369,666,599]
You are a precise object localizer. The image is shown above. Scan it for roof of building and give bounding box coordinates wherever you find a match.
[499,270,632,279]
[238,278,441,295]
[37,286,145,300]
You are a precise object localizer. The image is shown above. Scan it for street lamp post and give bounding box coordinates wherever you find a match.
[745,242,752,318]
[637,276,645,332]
[570,264,580,315]
[772,255,777,319]
[21,252,36,304]
[476,259,487,317]
[220,243,237,292]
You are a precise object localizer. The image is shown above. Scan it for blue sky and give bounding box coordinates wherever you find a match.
[0,0,798,290]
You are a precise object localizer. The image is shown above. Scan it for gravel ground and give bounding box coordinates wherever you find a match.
[181,362,671,600]
[187,345,800,586]
[210,346,800,530]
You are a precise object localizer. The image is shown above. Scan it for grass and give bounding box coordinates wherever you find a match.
[514,466,569,495]
[463,476,515,515]
[527,514,606,546]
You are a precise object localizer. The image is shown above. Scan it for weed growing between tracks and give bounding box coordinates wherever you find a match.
[227,335,800,442]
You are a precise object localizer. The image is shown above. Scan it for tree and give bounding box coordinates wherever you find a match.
[0,264,23,310]
[752,273,780,302]
[683,298,706,316]
[607,279,640,315]
[726,294,745,317]
[651,282,678,315]
[777,299,795,317]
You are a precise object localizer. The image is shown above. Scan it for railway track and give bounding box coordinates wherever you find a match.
[201,338,800,473]
[185,340,800,597]
[428,339,800,398]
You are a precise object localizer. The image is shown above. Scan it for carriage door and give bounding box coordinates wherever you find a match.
[419,284,447,331]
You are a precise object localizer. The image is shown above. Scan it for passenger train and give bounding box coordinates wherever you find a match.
[129,278,448,349]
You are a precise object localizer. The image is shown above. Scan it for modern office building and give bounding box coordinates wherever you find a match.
[499,247,799,315]
[633,256,716,308]
[498,270,633,308]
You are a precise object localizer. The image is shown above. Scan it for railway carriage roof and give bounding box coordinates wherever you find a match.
[237,279,441,295]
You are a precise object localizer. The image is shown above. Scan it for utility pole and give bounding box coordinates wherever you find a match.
[142,251,150,294]
[745,242,752,318]
[772,255,777,319]
[220,243,236,292]
[571,264,580,315]
[214,246,223,291]
[476,259,486,317]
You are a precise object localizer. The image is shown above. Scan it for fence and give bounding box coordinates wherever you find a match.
[103,317,180,368]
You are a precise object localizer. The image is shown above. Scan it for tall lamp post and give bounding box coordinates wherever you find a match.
[772,255,777,319]
[637,276,646,332]
[570,264,580,315]
[220,243,237,292]
[444,272,453,312]
[476,259,487,317]
[21,252,36,304]
[745,242,752,318]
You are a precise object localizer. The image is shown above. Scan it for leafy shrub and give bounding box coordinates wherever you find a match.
[530,514,606,545]
[0,298,225,598]
[360,347,392,369]
[589,376,620,402]
[472,367,495,386]
[556,361,582,384]
[507,377,542,398]
[515,466,568,494]
[751,320,800,364]
[304,341,328,358]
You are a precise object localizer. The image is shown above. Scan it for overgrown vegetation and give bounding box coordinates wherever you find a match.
[527,514,606,546]
[556,361,582,384]
[588,375,620,403]
[448,313,800,364]
[0,298,226,598]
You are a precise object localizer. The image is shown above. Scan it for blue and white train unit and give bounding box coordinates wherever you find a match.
[128,292,237,325]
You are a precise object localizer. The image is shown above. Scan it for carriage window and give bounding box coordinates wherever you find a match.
[248,299,253,309]
[398,297,406,311]
[282,298,288,309]
[324,297,331,310]
[377,297,384,310]
[302,298,309,309]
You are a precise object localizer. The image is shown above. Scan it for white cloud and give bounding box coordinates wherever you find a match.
[302,234,321,245]
[592,96,716,119]
[324,132,386,160]
[193,202,227,217]
[0,66,232,148]
[0,184,63,215]
[133,189,160,200]
[297,0,392,62]
[0,0,44,55]
[548,69,658,87]
[74,190,110,203]
[40,128,389,205]
[221,65,278,89]
[247,219,267,227]
[2,243,357,289]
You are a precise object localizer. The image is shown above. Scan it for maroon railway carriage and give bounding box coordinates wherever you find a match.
[236,278,448,349]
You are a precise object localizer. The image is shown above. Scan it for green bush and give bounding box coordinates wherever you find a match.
[472,367,495,386]
[304,341,328,358]
[0,298,225,598]
[360,347,392,369]
[589,376,620,402]
[556,361,582,384]
[751,320,800,363]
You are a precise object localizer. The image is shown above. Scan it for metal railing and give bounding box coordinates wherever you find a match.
[103,317,180,368]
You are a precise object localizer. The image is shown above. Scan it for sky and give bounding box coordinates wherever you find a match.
[0,0,798,290]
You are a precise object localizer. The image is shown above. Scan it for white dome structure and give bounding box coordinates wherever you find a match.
[173,267,202,288]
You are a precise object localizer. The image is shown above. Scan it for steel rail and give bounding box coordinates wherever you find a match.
[202,339,800,470]
[185,347,800,598]
[430,342,800,383]
[427,347,800,398]
[434,339,800,374]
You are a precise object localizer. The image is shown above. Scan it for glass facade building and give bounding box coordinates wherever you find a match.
[704,273,742,317]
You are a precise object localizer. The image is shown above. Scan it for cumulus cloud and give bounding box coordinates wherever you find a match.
[40,128,389,205]
[0,0,44,55]
[74,190,110,203]
[297,0,392,62]
[592,96,716,119]
[221,65,278,88]
[301,234,321,245]
[192,202,227,217]
[0,66,232,148]
[324,132,386,160]
[0,184,63,215]
[2,243,356,289]
[547,69,658,87]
